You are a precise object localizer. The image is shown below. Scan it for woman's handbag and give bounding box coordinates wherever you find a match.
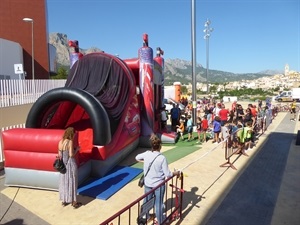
[53,157,66,174]
[138,154,161,188]
[53,140,69,174]
[138,174,145,188]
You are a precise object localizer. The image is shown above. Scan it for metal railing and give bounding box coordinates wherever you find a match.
[220,112,272,170]
[100,173,184,225]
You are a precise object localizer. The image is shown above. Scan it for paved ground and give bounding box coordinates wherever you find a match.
[205,113,299,225]
[0,110,299,225]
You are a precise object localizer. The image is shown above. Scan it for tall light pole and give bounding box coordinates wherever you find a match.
[204,19,213,94]
[191,0,197,124]
[23,17,34,80]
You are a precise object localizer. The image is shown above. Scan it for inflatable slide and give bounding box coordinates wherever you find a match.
[1,34,177,190]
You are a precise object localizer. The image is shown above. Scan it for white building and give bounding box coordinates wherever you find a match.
[0,38,23,79]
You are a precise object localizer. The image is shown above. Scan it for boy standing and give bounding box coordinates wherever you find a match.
[186,115,193,142]
[201,115,209,142]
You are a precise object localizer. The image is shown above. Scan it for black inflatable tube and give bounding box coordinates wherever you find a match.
[26,87,111,145]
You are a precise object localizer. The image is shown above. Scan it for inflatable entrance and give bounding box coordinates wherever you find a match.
[2,34,177,190]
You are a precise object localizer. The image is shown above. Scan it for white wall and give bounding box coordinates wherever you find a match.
[222,96,237,102]
[0,38,23,79]
[164,86,175,99]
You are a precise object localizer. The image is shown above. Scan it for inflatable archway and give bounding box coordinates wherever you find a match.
[26,87,111,146]
[2,52,141,190]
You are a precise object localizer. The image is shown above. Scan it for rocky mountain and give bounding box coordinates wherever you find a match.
[259,69,284,75]
[49,32,272,84]
[163,58,273,85]
[49,33,102,66]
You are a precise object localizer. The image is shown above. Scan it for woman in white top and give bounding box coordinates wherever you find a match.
[135,134,180,224]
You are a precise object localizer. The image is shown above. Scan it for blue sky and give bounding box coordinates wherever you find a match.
[47,0,299,74]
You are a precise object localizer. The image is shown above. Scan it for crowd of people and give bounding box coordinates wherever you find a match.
[165,98,297,155]
[165,98,277,154]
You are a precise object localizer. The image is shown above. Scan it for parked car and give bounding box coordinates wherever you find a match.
[163,98,185,113]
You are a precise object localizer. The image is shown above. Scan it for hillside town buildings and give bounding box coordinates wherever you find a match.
[184,65,300,93]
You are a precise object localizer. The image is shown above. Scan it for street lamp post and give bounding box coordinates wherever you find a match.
[204,19,213,94]
[23,17,34,80]
[191,0,197,124]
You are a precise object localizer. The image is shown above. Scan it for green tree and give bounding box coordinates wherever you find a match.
[215,86,277,101]
[210,85,217,93]
[273,87,280,92]
[52,67,68,79]
[222,82,229,91]
[181,85,187,95]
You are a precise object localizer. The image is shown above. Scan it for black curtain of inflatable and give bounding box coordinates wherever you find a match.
[65,53,132,134]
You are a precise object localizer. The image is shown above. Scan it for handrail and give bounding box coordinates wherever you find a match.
[99,173,184,225]
[221,111,272,170]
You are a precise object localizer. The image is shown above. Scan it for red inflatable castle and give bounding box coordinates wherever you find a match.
[1,34,177,190]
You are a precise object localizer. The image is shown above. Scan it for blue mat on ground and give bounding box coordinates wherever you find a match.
[78,166,142,200]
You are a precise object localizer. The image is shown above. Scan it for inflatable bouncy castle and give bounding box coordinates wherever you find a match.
[1,34,177,190]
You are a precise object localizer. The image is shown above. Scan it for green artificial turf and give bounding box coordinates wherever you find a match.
[133,132,203,171]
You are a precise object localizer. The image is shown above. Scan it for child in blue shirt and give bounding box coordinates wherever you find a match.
[212,116,221,143]
[186,115,193,142]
